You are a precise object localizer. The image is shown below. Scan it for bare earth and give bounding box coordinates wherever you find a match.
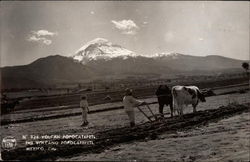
[1,91,249,161]
[57,111,250,161]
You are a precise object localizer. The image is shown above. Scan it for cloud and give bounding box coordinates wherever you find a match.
[32,30,57,37]
[27,30,57,45]
[111,19,139,35]
[27,35,52,45]
[28,35,41,42]
[90,11,95,15]
[42,39,52,45]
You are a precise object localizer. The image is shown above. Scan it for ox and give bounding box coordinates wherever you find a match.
[172,85,206,116]
[155,85,173,117]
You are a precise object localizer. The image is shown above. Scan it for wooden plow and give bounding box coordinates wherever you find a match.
[137,103,169,122]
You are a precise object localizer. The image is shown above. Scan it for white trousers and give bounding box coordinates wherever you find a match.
[82,109,88,123]
[125,110,135,123]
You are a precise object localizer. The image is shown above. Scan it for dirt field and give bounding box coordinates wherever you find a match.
[7,78,248,111]
[1,86,249,161]
[2,83,248,125]
[57,111,250,161]
[1,91,249,138]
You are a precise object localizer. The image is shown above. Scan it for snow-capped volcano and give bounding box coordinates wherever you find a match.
[72,38,186,63]
[72,38,137,63]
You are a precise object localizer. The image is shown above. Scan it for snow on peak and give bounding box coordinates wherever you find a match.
[147,52,181,59]
[72,38,137,63]
[75,38,111,55]
[148,52,172,58]
[72,38,184,64]
[165,53,181,59]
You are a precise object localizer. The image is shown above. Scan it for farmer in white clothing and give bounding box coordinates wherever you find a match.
[123,88,146,127]
[80,95,89,126]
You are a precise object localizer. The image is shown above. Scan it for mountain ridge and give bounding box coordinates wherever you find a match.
[1,38,246,89]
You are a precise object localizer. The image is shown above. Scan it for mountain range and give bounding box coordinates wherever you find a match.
[1,38,246,89]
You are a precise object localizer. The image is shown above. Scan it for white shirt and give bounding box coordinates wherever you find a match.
[80,100,88,111]
[123,95,143,112]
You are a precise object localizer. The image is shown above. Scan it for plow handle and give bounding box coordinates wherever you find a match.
[136,106,153,122]
[145,103,158,120]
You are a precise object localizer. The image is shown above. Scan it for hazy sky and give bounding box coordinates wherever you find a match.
[1,1,249,66]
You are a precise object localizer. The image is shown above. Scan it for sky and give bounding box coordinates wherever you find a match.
[0,1,249,66]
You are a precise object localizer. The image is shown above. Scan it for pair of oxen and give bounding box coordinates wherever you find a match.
[155,85,206,117]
